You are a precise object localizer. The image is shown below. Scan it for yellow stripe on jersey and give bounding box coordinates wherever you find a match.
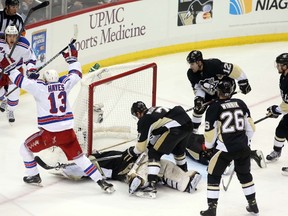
[228,64,243,79]
[280,102,288,113]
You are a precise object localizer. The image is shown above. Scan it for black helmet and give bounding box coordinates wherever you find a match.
[5,0,19,6]
[217,77,236,97]
[187,50,203,63]
[131,101,147,117]
[276,53,288,65]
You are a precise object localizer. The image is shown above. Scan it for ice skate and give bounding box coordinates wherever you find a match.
[200,202,217,216]
[282,167,288,176]
[97,179,115,194]
[133,181,157,199]
[7,110,15,123]
[185,173,202,192]
[246,199,259,216]
[0,99,7,112]
[266,150,281,161]
[23,174,42,186]
[129,176,142,194]
[251,150,267,168]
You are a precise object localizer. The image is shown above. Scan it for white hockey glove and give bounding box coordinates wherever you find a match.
[62,44,78,64]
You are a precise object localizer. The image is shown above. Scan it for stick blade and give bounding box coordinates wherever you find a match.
[31,1,50,12]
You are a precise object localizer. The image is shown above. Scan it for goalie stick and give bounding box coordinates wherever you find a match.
[34,154,122,170]
[4,24,78,98]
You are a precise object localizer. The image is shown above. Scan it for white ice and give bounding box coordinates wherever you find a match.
[1,42,288,216]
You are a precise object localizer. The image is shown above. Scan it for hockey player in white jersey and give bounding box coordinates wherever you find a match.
[0,25,37,123]
[0,43,115,193]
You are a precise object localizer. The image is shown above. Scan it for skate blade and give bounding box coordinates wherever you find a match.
[26,182,43,187]
[190,174,202,191]
[281,167,288,176]
[104,186,115,194]
[133,191,156,199]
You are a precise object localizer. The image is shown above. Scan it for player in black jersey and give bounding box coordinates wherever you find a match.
[200,77,259,216]
[186,50,251,133]
[0,0,23,33]
[266,53,288,162]
[128,101,193,197]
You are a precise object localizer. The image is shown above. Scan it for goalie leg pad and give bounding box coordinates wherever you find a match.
[160,159,191,192]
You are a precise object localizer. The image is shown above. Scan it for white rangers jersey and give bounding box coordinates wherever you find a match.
[8,62,82,132]
[0,36,36,70]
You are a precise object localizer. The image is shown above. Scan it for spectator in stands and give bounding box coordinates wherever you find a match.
[19,0,45,24]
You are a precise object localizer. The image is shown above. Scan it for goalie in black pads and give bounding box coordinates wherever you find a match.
[35,147,202,198]
[186,50,251,133]
[200,77,259,216]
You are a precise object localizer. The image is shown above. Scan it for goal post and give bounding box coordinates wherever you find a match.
[74,62,157,156]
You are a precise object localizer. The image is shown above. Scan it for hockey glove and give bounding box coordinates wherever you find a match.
[267,105,281,118]
[26,68,39,79]
[122,146,138,162]
[62,44,78,64]
[152,126,168,135]
[193,96,206,114]
[0,54,16,75]
[238,79,251,94]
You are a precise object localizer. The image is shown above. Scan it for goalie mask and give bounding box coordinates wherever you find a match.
[43,69,59,83]
[217,77,236,97]
[131,101,147,117]
[187,50,203,63]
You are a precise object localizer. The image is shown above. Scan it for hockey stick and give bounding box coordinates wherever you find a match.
[254,115,270,124]
[34,154,122,170]
[4,24,78,98]
[185,91,240,113]
[9,1,50,58]
[36,24,79,73]
[222,169,235,191]
[98,138,137,152]
[0,1,49,79]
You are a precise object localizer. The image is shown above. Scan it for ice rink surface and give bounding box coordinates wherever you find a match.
[1,41,288,216]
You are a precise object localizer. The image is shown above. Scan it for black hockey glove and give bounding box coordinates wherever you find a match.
[26,68,40,79]
[238,79,251,94]
[267,105,281,118]
[122,146,138,162]
[193,96,206,114]
[152,126,168,135]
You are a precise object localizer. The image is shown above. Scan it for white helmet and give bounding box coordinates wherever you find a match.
[43,69,59,83]
[5,25,18,35]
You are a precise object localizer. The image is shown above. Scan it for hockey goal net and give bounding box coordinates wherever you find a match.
[73,62,157,156]
[36,62,157,165]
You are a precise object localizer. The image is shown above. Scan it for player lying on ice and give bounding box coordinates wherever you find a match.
[35,146,202,199]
